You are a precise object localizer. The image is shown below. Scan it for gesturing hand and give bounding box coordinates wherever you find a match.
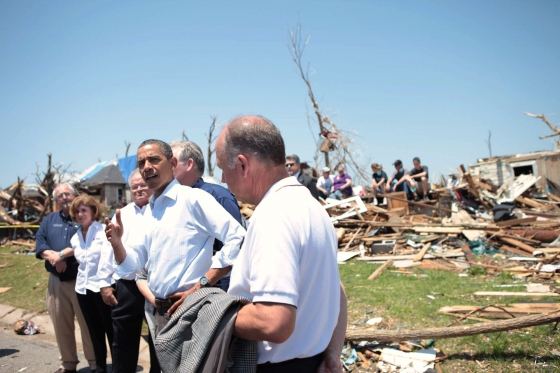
[105,209,123,248]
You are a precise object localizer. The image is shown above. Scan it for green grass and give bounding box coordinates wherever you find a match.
[0,245,50,312]
[340,260,560,372]
[2,244,560,371]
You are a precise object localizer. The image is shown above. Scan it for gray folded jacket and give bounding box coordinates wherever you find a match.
[155,287,257,373]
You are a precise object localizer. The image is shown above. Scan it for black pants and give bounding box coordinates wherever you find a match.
[77,290,114,373]
[257,353,323,373]
[111,279,145,373]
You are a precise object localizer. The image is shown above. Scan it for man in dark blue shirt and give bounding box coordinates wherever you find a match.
[170,140,243,291]
[35,184,95,373]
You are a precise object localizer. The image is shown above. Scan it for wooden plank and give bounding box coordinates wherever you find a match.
[516,195,545,209]
[0,287,10,294]
[386,191,409,213]
[459,164,491,209]
[497,236,537,254]
[368,260,394,280]
[379,193,453,213]
[461,244,477,263]
[413,243,432,262]
[359,253,465,261]
[548,193,560,203]
[414,227,462,234]
[474,291,559,297]
[495,217,538,227]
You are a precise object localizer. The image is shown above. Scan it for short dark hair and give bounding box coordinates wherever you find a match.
[169,140,205,175]
[413,157,421,163]
[222,115,285,168]
[138,139,173,160]
[285,154,300,164]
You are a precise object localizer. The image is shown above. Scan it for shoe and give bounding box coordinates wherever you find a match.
[423,195,430,203]
[54,369,77,373]
[413,195,420,202]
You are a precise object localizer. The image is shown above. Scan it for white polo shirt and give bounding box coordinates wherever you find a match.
[228,176,340,364]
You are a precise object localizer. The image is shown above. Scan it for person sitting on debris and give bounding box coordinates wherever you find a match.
[35,184,96,373]
[317,166,334,200]
[329,165,353,200]
[371,163,388,205]
[385,159,409,194]
[285,154,319,199]
[70,195,115,373]
[405,157,430,202]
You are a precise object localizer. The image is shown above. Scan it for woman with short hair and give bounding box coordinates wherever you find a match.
[69,195,114,373]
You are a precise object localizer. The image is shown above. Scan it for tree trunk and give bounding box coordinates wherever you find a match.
[345,312,560,342]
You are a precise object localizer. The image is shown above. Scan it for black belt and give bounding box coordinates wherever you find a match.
[154,298,176,308]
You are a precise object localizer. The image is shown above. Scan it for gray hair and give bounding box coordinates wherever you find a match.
[138,139,173,160]
[285,154,300,164]
[169,140,205,175]
[128,168,141,186]
[221,115,285,169]
[53,183,77,199]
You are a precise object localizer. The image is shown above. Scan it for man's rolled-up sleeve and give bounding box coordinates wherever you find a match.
[114,242,148,278]
[97,238,115,288]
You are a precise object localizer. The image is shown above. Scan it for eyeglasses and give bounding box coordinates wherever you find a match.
[285,163,295,167]
[56,192,73,199]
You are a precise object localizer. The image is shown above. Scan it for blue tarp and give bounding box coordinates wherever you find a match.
[79,160,111,182]
[118,155,137,185]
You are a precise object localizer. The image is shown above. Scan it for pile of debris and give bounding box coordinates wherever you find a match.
[328,164,560,283]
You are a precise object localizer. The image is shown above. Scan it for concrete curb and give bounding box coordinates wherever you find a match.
[0,303,151,371]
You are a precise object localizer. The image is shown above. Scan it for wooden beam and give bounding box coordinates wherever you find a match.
[379,194,453,213]
[495,217,538,227]
[474,291,559,297]
[497,236,537,254]
[413,243,432,262]
[368,260,394,280]
[516,195,545,209]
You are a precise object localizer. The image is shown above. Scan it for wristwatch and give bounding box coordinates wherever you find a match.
[199,276,212,287]
[59,251,65,259]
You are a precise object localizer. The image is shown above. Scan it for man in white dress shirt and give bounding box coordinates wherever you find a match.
[105,139,245,333]
[216,115,347,373]
[99,169,154,373]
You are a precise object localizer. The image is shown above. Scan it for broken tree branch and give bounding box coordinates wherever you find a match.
[346,310,560,342]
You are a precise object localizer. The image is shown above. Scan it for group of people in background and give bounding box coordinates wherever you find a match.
[370,157,430,204]
[285,155,430,205]
[36,115,345,373]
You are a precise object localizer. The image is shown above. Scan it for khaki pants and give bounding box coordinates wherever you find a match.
[46,273,96,371]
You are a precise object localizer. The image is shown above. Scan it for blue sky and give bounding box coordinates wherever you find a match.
[1,1,559,189]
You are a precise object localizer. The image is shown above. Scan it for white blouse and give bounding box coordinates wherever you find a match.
[71,220,115,294]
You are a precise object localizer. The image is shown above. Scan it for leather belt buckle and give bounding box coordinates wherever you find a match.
[154,298,172,308]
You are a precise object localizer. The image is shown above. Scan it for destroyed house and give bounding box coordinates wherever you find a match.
[468,150,560,196]
[80,163,126,207]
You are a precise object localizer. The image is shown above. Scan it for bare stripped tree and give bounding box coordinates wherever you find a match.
[525,112,560,149]
[124,141,131,157]
[205,115,218,177]
[288,22,369,183]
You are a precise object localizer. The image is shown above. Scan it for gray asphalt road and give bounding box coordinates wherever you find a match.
[0,324,93,373]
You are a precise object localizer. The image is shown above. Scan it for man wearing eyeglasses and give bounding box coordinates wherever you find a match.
[36,184,96,373]
[285,154,319,200]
